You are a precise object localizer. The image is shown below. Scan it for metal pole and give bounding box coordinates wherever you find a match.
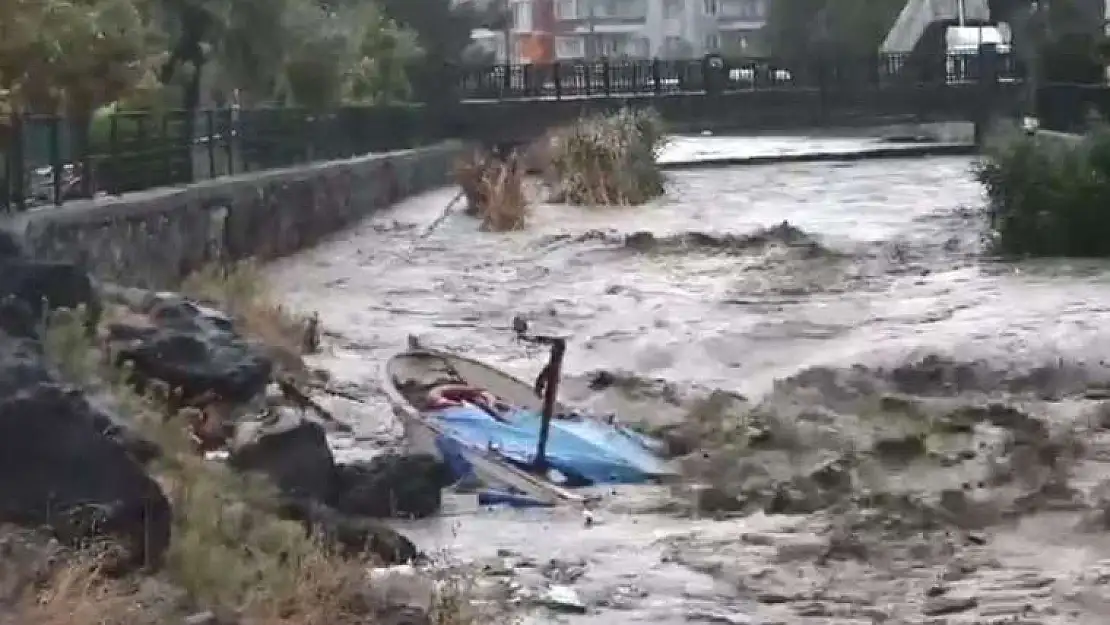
[532,338,565,471]
[504,0,513,63]
[1025,1,1044,120]
[587,0,597,59]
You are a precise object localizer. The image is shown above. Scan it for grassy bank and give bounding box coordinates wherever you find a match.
[975,128,1110,257]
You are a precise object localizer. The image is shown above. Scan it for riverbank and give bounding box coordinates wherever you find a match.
[268,145,1110,624]
[5,143,463,288]
[9,132,1109,623]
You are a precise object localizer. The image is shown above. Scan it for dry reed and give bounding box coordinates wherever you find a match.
[453,150,528,231]
[547,108,667,206]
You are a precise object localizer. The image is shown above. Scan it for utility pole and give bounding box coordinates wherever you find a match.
[503,0,513,63]
[1025,0,1047,121]
[586,0,597,60]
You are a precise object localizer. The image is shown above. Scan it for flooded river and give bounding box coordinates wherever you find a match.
[269,136,1110,624]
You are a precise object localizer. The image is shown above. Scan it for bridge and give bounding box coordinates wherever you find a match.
[447,48,1030,146]
[4,45,1105,210]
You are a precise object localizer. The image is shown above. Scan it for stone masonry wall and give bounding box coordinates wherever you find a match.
[11,142,463,289]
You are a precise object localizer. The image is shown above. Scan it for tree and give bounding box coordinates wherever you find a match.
[372,0,480,103]
[0,0,156,114]
[281,1,420,108]
[993,0,1106,84]
[374,0,475,62]
[212,0,295,105]
[0,0,427,115]
[763,0,905,62]
[341,4,422,105]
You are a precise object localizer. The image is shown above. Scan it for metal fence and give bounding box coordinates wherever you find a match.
[1,104,434,211]
[457,52,1026,101]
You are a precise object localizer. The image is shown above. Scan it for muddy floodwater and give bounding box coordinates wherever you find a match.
[270,137,1110,624]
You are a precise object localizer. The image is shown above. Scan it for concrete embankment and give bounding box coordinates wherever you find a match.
[5,142,464,288]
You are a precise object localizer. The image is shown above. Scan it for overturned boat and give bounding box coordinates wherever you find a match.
[382,324,677,508]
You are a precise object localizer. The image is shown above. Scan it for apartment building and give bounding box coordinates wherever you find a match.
[715,0,767,55]
[508,0,557,63]
[542,0,768,61]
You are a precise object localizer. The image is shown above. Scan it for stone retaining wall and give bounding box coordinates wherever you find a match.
[10,142,463,289]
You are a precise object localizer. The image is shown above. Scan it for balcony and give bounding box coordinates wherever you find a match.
[717,0,765,30]
[555,0,647,27]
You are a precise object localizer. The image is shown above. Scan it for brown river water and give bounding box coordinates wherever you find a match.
[268,137,1110,624]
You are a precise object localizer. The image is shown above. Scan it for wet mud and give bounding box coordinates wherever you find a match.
[269,143,1110,623]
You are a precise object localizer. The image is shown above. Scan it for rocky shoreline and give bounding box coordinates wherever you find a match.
[0,230,460,624]
[15,214,1110,624]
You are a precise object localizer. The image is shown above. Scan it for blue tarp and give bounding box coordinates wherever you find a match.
[432,404,671,486]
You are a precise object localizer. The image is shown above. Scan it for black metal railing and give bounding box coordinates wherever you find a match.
[1036,84,1110,133]
[457,52,1026,101]
[1,104,435,211]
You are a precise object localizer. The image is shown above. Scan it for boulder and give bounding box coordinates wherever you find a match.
[114,297,272,404]
[334,454,452,519]
[277,499,419,565]
[0,258,100,331]
[0,296,38,341]
[83,390,164,466]
[0,333,53,399]
[0,383,171,570]
[0,229,24,259]
[228,415,337,503]
[0,316,161,467]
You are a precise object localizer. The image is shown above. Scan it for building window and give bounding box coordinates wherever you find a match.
[720,0,765,19]
[663,0,682,18]
[703,0,718,15]
[512,2,532,30]
[704,33,720,51]
[555,35,585,58]
[599,35,626,56]
[555,0,576,19]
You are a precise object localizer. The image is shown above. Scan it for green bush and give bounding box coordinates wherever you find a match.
[547,108,668,206]
[974,128,1110,257]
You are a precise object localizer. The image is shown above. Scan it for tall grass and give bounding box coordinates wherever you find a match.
[975,127,1110,257]
[547,108,667,206]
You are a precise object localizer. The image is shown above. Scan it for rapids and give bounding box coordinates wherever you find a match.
[268,136,1110,624]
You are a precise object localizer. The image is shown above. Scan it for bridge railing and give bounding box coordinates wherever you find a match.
[1,104,437,211]
[457,52,1026,101]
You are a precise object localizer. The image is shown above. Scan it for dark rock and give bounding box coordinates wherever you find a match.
[0,383,171,570]
[277,499,419,564]
[0,259,100,331]
[377,606,432,625]
[0,323,159,467]
[182,610,239,625]
[0,229,24,259]
[115,298,271,404]
[0,334,53,399]
[229,417,337,503]
[923,593,978,616]
[873,433,927,463]
[85,398,164,466]
[0,296,39,340]
[334,454,452,519]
